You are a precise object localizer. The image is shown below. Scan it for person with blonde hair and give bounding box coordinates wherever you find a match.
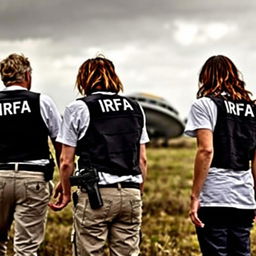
[49,56,149,256]
[185,55,256,256]
[0,53,61,255]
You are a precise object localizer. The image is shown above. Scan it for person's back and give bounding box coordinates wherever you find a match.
[0,53,61,256]
[76,93,143,175]
[0,89,50,161]
[208,95,256,170]
[185,55,256,256]
[50,56,149,256]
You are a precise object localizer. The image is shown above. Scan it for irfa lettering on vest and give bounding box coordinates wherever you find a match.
[98,98,134,112]
[0,100,31,116]
[224,100,255,117]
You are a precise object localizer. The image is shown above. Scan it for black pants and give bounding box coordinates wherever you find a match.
[196,207,254,256]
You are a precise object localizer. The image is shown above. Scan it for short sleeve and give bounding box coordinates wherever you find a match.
[40,94,62,139]
[56,101,90,147]
[185,97,217,137]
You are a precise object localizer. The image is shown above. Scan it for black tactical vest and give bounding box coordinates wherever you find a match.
[209,96,256,170]
[0,90,50,162]
[76,93,144,176]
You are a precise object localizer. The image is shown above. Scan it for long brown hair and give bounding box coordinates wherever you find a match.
[197,55,252,102]
[76,56,123,95]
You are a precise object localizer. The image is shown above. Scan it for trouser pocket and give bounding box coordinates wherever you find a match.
[24,181,50,215]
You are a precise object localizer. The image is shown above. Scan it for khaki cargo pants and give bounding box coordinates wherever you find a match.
[0,170,51,256]
[72,187,142,256]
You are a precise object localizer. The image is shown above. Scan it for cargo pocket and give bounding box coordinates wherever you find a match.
[77,198,112,246]
[25,181,49,215]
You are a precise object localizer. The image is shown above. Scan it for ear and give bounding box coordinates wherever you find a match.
[25,71,31,81]
[24,71,32,90]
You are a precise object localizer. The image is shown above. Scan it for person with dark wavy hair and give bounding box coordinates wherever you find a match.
[185,55,256,256]
[49,56,149,256]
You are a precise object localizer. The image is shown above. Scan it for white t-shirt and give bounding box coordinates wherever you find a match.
[2,85,62,165]
[185,97,256,209]
[57,91,150,185]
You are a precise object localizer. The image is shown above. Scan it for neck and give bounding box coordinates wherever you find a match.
[6,81,29,90]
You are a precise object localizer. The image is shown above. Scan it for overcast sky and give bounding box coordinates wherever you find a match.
[1,0,256,119]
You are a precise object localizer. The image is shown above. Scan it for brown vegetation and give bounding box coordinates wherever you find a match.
[7,137,256,255]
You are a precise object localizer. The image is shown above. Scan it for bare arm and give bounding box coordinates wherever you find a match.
[139,144,147,193]
[189,129,213,227]
[49,144,76,211]
[51,138,62,167]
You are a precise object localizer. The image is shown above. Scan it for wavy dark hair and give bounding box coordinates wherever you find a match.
[76,56,123,95]
[197,55,252,102]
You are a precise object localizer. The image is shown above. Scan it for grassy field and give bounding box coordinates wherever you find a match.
[7,137,256,255]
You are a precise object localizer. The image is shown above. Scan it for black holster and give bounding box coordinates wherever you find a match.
[70,167,103,209]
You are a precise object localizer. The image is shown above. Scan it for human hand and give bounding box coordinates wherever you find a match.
[48,182,71,211]
[189,196,205,228]
[52,181,63,199]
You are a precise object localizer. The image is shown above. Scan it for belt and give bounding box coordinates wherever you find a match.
[0,163,46,172]
[98,182,140,189]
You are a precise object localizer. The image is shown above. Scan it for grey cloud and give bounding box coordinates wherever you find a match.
[2,0,256,118]
[1,0,256,42]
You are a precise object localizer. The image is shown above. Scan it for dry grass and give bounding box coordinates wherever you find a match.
[6,137,256,255]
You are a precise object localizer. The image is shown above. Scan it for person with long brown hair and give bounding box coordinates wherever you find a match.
[185,55,256,255]
[49,56,149,255]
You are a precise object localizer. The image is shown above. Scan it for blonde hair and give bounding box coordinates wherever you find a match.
[0,53,32,86]
[76,56,123,95]
[197,55,252,102]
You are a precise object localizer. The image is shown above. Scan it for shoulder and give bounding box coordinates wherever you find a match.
[191,97,217,111]
[185,97,218,137]
[189,97,218,121]
[38,93,59,114]
[39,93,60,114]
[63,99,89,119]
[39,93,56,105]
[189,97,218,118]
[66,99,87,110]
